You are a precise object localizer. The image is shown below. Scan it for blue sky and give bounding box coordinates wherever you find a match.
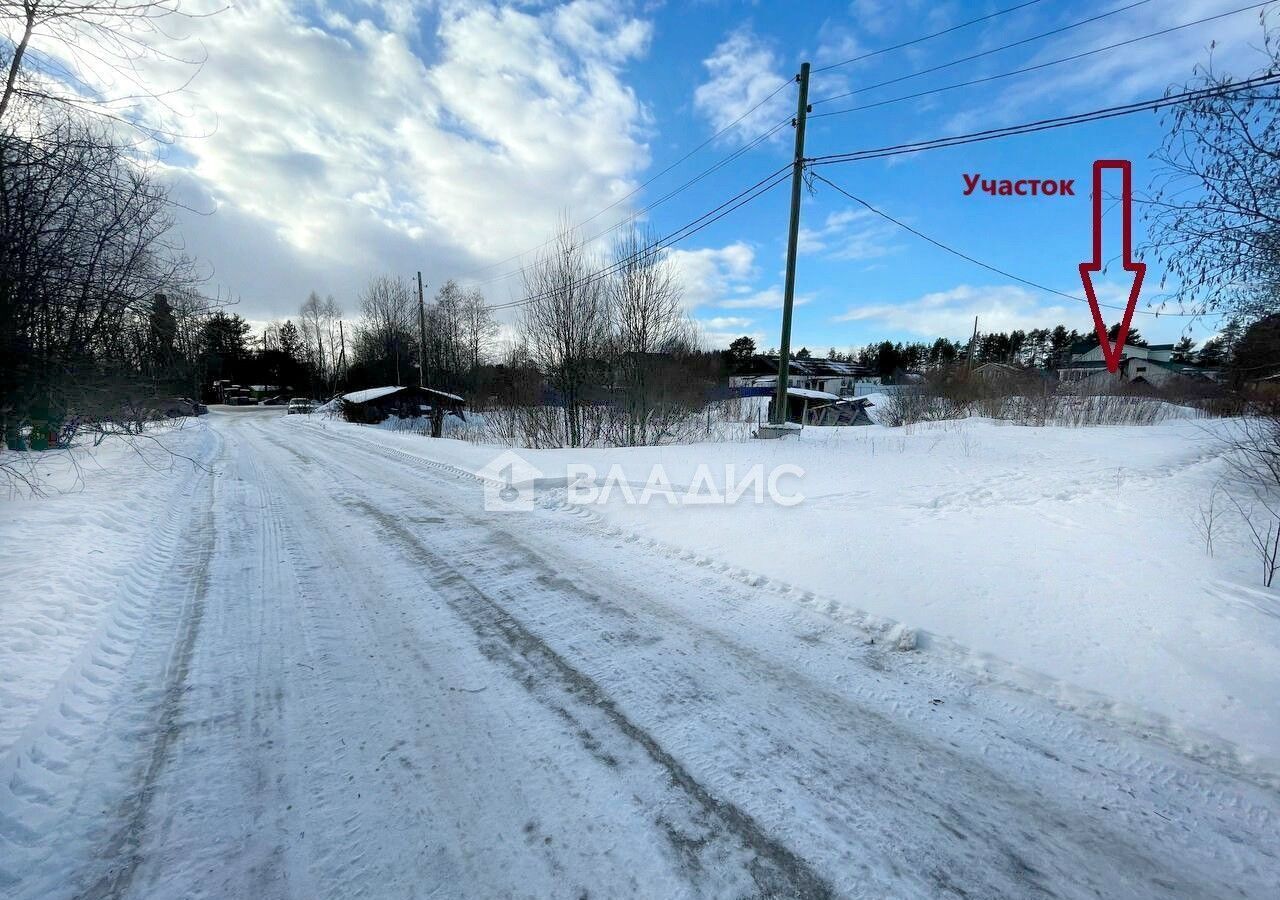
[86,0,1275,351]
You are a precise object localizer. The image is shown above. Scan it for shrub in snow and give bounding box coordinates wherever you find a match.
[874,365,1212,428]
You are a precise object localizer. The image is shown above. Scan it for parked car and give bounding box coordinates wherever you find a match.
[154,397,208,418]
[287,398,316,415]
[260,396,288,406]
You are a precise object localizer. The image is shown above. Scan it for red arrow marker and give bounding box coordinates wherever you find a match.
[1079,159,1146,373]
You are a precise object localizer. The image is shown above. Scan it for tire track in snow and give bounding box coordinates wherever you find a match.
[98,421,316,900]
[78,497,216,900]
[232,415,738,898]
[285,417,1278,789]
[287,418,1279,898]
[0,426,221,898]
[30,413,1265,898]
[347,495,838,900]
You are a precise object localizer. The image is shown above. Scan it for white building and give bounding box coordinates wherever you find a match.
[1070,343,1175,365]
[728,356,871,396]
[1057,342,1215,390]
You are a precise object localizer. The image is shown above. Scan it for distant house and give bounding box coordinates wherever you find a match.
[1057,342,1216,391]
[729,356,871,396]
[1122,357,1219,389]
[1071,342,1177,365]
[339,385,466,426]
[973,362,1023,380]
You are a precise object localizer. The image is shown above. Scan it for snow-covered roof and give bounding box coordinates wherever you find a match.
[739,356,872,378]
[424,387,465,403]
[785,387,842,401]
[342,386,404,404]
[341,385,467,405]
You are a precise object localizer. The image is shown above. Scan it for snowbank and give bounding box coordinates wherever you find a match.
[0,422,215,756]
[285,414,1280,769]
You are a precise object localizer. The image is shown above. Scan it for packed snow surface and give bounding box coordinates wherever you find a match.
[1,406,1277,899]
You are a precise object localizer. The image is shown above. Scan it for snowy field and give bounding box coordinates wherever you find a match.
[311,407,1280,769]
[1,405,1278,898]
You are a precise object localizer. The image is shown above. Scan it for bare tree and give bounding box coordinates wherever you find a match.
[1216,415,1280,586]
[1193,482,1224,558]
[520,222,608,447]
[355,275,414,386]
[1145,15,1280,318]
[427,279,465,383]
[425,279,498,392]
[1,0,209,127]
[606,224,692,445]
[459,286,497,378]
[1,110,203,447]
[321,294,342,389]
[299,291,327,388]
[0,0,217,493]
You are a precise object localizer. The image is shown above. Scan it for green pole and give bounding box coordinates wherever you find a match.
[772,62,811,425]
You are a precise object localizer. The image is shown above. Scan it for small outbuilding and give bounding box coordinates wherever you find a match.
[766,387,875,426]
[338,385,466,435]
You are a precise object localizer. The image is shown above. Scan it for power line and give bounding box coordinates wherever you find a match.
[810,171,1204,317]
[455,0,1112,287]
[488,170,787,312]
[487,166,792,312]
[450,0,1071,290]
[807,72,1280,166]
[476,72,1280,317]
[810,1,1274,120]
[453,80,795,286]
[813,0,1053,73]
[450,0,1169,296]
[811,0,1159,106]
[463,116,792,290]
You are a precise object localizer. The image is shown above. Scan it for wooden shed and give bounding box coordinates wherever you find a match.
[766,388,875,426]
[339,385,466,435]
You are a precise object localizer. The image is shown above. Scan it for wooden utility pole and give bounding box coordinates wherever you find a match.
[337,320,348,385]
[771,62,811,427]
[417,271,427,389]
[968,316,979,369]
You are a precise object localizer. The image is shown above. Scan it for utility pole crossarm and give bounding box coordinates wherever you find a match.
[771,62,811,427]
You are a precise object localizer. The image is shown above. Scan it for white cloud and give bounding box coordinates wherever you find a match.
[78,0,656,321]
[699,316,755,331]
[716,287,810,311]
[720,287,783,310]
[814,28,864,68]
[554,0,653,62]
[797,207,897,261]
[668,242,756,308]
[696,326,766,350]
[693,27,792,142]
[941,1,1272,133]
[848,0,899,36]
[834,284,1080,338]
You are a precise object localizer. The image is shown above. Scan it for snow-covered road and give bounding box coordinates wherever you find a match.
[4,407,1279,899]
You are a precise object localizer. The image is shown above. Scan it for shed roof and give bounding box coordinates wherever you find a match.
[343,386,404,404]
[786,387,842,401]
[743,356,872,378]
[342,385,466,405]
